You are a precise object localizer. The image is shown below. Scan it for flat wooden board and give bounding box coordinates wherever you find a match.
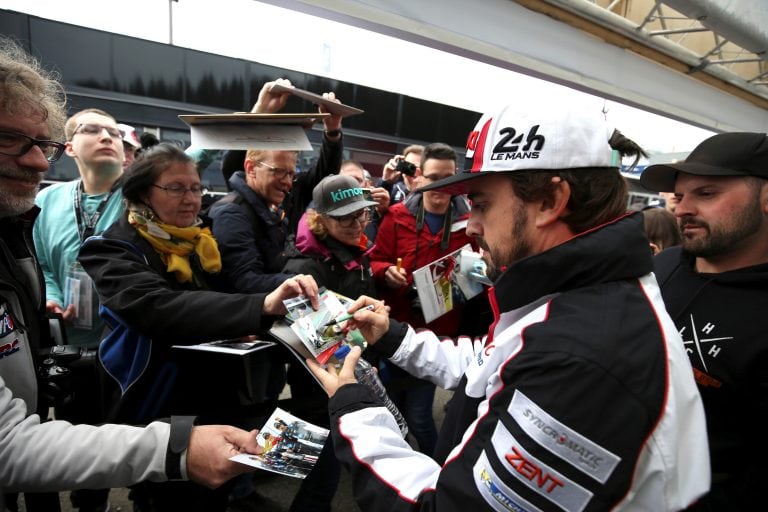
[269,83,364,117]
[179,112,329,125]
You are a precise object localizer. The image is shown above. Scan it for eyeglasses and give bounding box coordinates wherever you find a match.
[328,208,371,228]
[73,123,123,139]
[255,161,297,182]
[152,183,207,197]
[0,130,66,163]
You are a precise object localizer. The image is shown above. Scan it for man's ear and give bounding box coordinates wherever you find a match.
[534,177,571,228]
[64,141,76,158]
[760,181,768,215]
[243,159,256,177]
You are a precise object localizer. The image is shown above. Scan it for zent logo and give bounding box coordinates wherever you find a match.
[505,446,564,493]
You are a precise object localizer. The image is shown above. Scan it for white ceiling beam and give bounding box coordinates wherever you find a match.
[259,0,768,133]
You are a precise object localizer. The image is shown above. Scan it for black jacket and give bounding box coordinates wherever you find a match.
[208,134,343,294]
[327,214,709,511]
[78,215,274,422]
[655,246,768,511]
[0,208,49,416]
[282,214,377,301]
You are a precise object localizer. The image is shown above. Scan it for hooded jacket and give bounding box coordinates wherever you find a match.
[369,192,476,337]
[327,214,710,512]
[654,246,768,510]
[282,213,377,301]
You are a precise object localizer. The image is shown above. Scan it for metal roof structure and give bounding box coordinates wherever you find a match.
[529,0,768,105]
[263,0,768,133]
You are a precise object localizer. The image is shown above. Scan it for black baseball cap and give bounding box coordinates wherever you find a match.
[313,175,378,216]
[640,132,768,192]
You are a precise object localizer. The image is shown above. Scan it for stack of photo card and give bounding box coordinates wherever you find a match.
[171,339,276,356]
[282,288,367,365]
[230,407,329,479]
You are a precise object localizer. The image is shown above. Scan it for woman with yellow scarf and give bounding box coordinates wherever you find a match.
[78,143,318,511]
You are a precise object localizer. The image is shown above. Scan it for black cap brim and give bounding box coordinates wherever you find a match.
[418,170,494,195]
[640,162,754,192]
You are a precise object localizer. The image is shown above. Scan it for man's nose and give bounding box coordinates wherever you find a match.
[466,216,483,238]
[674,195,692,218]
[17,145,50,174]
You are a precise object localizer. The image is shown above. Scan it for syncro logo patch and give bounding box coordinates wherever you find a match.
[492,424,592,512]
[490,125,545,161]
[473,451,542,512]
[330,187,363,202]
[509,390,620,483]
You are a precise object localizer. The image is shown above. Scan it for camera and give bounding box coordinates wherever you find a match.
[395,159,417,177]
[37,345,97,407]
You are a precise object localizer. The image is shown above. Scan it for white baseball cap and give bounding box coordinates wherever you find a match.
[117,123,141,149]
[421,104,617,194]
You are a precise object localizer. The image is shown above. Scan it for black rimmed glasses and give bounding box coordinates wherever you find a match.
[152,183,207,197]
[73,123,123,139]
[255,161,298,182]
[328,208,371,228]
[0,130,66,163]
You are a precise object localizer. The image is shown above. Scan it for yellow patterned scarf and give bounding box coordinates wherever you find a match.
[129,210,222,283]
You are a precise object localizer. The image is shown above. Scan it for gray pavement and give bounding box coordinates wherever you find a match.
[22,387,453,511]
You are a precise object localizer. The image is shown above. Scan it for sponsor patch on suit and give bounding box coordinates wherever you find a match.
[490,422,593,512]
[508,390,620,483]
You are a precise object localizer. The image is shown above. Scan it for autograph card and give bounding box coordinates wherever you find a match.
[230,407,329,479]
[283,289,366,364]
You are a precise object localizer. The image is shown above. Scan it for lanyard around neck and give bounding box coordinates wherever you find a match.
[74,180,116,241]
[414,199,453,261]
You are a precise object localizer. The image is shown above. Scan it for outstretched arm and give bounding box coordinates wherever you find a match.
[0,377,260,491]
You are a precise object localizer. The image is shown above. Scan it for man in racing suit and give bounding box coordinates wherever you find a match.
[308,104,710,511]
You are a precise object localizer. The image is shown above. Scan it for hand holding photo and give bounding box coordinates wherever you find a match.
[412,244,490,323]
[230,407,329,479]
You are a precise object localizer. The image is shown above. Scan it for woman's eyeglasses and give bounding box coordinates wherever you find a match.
[328,208,371,228]
[0,130,65,163]
[152,183,207,197]
[255,161,298,182]
[73,123,123,139]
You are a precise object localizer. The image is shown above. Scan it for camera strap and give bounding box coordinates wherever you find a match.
[414,200,453,259]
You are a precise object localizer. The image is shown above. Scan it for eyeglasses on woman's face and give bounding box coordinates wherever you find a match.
[152,183,207,198]
[255,161,298,182]
[328,208,371,228]
[0,130,65,163]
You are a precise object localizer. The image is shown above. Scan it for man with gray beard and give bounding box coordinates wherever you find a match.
[641,132,768,511]
[0,36,263,512]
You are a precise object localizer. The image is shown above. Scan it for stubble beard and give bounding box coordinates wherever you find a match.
[484,204,531,281]
[0,166,41,218]
[680,195,763,259]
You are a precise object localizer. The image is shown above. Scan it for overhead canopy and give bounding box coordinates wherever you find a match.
[261,0,768,133]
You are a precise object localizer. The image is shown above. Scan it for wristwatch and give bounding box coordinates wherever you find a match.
[165,415,196,480]
[325,129,342,138]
